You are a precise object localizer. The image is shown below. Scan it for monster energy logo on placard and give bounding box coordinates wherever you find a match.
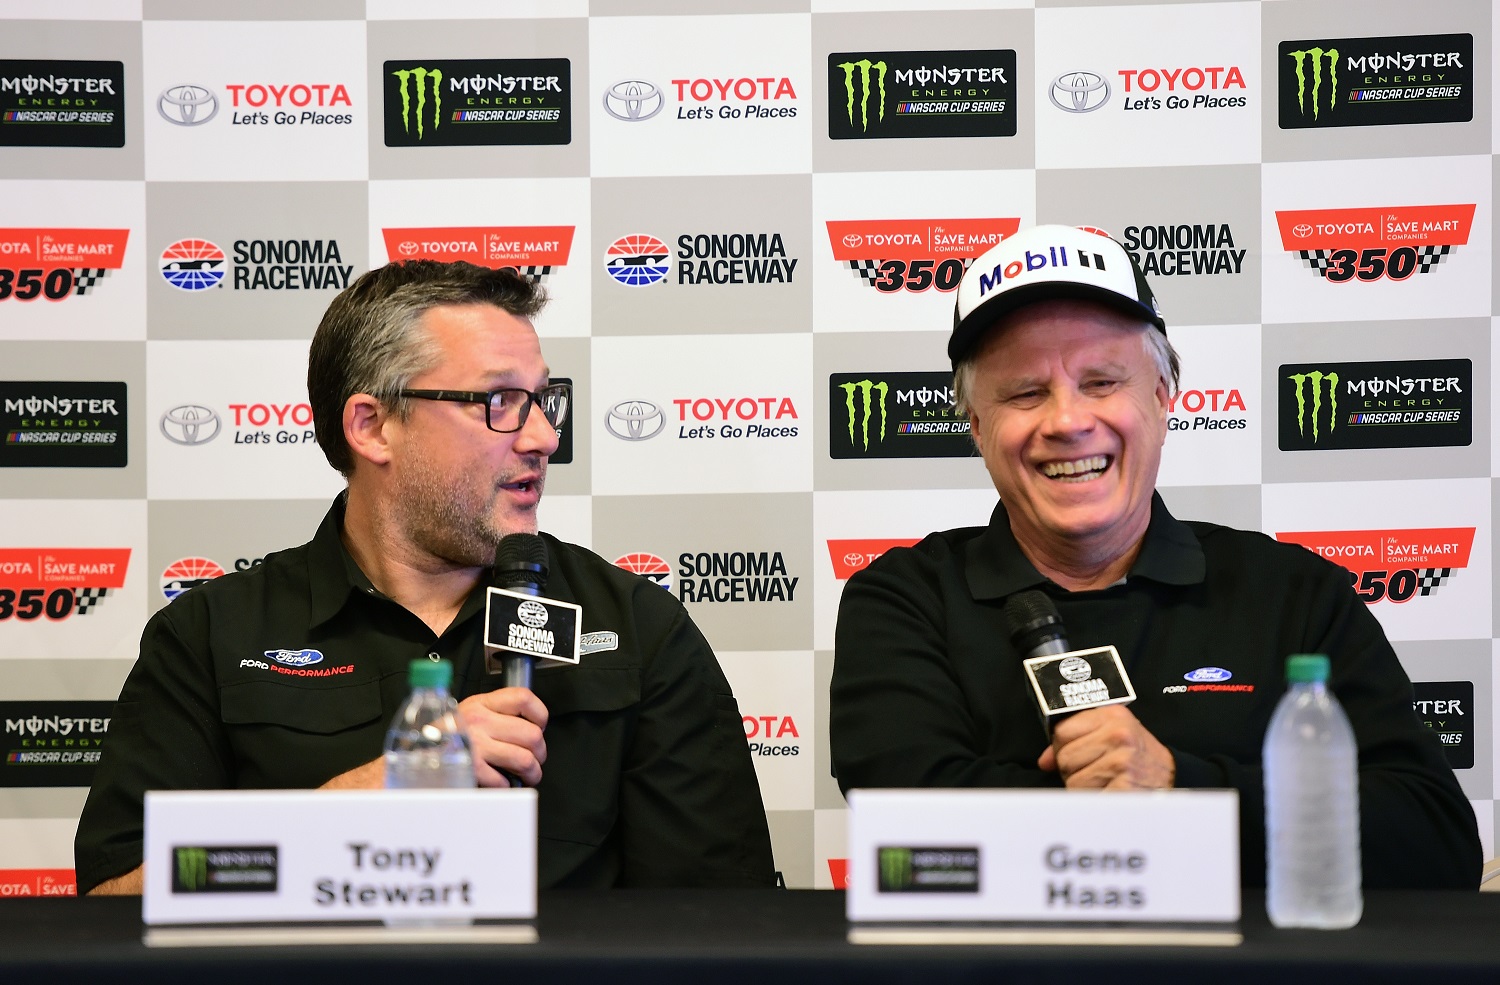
[876,845,981,893]
[1286,47,1338,120]
[392,66,443,139]
[878,847,913,891]
[175,846,208,891]
[1278,358,1470,452]
[169,844,279,894]
[827,49,1016,141]
[828,372,975,460]
[383,57,571,148]
[1288,369,1338,441]
[837,58,887,132]
[840,378,888,451]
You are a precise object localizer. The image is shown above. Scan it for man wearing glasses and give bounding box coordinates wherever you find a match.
[76,260,775,894]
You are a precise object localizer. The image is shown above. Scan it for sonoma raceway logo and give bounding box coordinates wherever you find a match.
[825,218,1018,293]
[604,231,797,287]
[381,226,573,286]
[1276,527,1475,604]
[0,228,128,301]
[0,548,130,621]
[1274,204,1475,282]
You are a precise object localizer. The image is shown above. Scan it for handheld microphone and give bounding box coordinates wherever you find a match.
[1004,590,1136,735]
[492,534,548,690]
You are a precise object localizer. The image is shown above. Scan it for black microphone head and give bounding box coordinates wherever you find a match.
[1003,590,1067,655]
[493,533,548,590]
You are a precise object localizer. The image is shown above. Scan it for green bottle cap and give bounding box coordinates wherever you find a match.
[1285,654,1330,684]
[408,658,452,690]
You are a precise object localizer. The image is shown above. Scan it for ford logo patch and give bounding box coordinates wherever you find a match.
[265,648,324,667]
[1184,666,1231,683]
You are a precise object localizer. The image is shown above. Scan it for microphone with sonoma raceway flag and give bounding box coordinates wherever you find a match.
[485,533,583,690]
[1003,590,1136,738]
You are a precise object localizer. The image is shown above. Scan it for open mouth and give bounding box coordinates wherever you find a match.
[1039,455,1111,483]
[501,477,540,495]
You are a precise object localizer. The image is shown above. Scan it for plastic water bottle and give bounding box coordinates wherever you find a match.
[1263,653,1362,928]
[384,659,475,789]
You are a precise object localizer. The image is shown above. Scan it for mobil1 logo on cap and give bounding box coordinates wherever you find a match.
[484,587,581,667]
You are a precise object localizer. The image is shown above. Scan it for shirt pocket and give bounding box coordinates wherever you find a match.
[532,667,640,849]
[220,679,385,734]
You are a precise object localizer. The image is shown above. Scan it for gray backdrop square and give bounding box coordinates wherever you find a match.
[1,341,145,500]
[1159,484,1262,532]
[367,18,590,180]
[0,19,143,180]
[1260,0,1493,163]
[811,10,1035,173]
[813,331,991,492]
[591,174,813,336]
[591,492,814,652]
[1395,638,1492,800]
[1261,318,1491,485]
[145,181,369,340]
[1037,164,1261,326]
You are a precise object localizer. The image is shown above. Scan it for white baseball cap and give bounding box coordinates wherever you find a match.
[949,224,1165,364]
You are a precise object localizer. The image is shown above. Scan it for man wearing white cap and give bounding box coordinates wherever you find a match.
[829,224,1480,888]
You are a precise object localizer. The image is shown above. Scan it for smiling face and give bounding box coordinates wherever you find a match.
[384,303,559,567]
[965,299,1170,570]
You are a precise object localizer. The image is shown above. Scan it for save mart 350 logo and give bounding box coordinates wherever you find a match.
[826,218,1018,294]
[0,548,130,620]
[1274,205,1473,282]
[0,228,128,301]
[1276,527,1473,604]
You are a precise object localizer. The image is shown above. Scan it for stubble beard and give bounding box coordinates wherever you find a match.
[391,445,546,568]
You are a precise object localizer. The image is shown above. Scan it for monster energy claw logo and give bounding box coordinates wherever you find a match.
[838,59,887,131]
[1287,47,1338,119]
[175,846,208,891]
[392,66,443,139]
[840,379,888,451]
[878,846,913,891]
[1289,370,1339,441]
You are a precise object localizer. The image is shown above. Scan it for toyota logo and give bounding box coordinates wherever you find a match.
[602,79,664,122]
[605,400,665,440]
[160,404,222,445]
[158,85,220,126]
[517,599,549,628]
[842,234,863,248]
[1048,71,1110,113]
[398,241,419,255]
[1293,223,1313,238]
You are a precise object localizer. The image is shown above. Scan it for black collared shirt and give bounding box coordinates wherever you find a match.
[831,494,1480,889]
[75,498,774,893]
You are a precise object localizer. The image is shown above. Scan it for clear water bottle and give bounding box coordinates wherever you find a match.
[1263,653,1362,929]
[384,659,475,789]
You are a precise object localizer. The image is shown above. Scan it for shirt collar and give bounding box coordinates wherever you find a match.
[965,491,1206,601]
[307,495,575,630]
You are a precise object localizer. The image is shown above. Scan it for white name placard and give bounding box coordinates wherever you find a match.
[143,789,536,926]
[846,789,1239,923]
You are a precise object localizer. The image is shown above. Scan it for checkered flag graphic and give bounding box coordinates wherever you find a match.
[517,265,553,286]
[1416,245,1454,273]
[1296,250,1334,277]
[71,268,111,295]
[845,259,882,288]
[1416,568,1454,596]
[72,587,111,615]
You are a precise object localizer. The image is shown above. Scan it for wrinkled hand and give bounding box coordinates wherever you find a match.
[1036,705,1175,790]
[457,687,549,788]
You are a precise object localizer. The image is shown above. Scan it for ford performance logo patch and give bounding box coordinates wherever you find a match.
[1184,666,1231,683]
[265,648,324,667]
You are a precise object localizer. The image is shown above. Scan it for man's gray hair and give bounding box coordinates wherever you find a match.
[952,320,1180,416]
[307,260,548,475]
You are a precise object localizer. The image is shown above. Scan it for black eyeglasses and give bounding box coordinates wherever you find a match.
[397,384,571,434]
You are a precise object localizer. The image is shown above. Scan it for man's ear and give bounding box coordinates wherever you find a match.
[343,393,394,467]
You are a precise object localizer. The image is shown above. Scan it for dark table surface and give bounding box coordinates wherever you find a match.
[3,889,1498,985]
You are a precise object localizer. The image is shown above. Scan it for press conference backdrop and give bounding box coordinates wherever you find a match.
[0,0,1495,896]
